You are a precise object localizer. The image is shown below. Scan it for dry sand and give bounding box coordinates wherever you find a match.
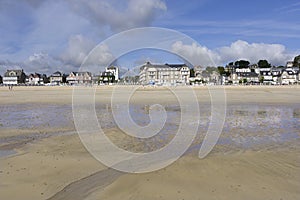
[0,85,299,200]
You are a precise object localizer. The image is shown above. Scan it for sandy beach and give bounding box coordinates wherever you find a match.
[0,85,299,200]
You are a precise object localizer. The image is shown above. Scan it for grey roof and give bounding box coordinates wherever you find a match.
[141,62,187,70]
[4,69,25,77]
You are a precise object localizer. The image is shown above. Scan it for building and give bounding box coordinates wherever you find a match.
[105,66,119,81]
[92,74,101,85]
[271,68,282,85]
[286,61,294,68]
[281,68,298,85]
[139,62,190,85]
[259,68,272,84]
[50,71,63,85]
[3,69,26,85]
[226,64,259,84]
[99,71,115,84]
[66,71,92,85]
[27,73,43,85]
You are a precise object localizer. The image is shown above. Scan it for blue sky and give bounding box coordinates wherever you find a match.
[0,0,299,75]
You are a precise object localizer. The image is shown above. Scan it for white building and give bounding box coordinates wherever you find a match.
[139,62,190,85]
[50,71,63,85]
[66,71,92,85]
[27,73,42,85]
[105,66,119,81]
[286,61,294,68]
[3,69,26,85]
[281,68,298,85]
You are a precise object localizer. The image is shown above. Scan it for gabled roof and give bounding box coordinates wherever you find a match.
[4,69,25,77]
[52,71,62,76]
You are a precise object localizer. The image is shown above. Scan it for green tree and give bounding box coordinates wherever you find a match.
[190,68,195,77]
[258,60,271,68]
[235,60,250,68]
[293,55,300,67]
[217,66,225,75]
[259,76,264,83]
[205,66,217,74]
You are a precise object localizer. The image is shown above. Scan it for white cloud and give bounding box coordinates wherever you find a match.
[170,40,297,67]
[81,44,116,73]
[66,0,167,32]
[217,40,295,66]
[0,52,67,75]
[171,41,220,67]
[0,0,167,75]
[60,35,96,66]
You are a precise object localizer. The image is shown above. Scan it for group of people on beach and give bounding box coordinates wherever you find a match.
[8,85,13,90]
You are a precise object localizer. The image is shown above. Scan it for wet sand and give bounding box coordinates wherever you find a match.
[0,85,299,200]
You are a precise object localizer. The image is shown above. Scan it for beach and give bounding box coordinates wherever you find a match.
[0,85,299,200]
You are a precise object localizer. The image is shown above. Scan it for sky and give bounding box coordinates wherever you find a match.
[0,0,300,75]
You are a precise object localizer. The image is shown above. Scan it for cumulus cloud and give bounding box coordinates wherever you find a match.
[66,0,167,32]
[60,35,96,66]
[80,44,116,73]
[171,41,220,67]
[171,40,296,67]
[0,0,167,75]
[0,53,68,75]
[217,40,294,66]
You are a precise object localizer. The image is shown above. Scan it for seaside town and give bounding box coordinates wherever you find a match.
[1,55,300,86]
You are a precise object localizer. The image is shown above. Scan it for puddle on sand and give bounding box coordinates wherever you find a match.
[0,104,73,130]
[0,149,17,158]
[95,103,300,152]
[1,103,299,153]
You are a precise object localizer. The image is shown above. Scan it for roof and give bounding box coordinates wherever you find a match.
[107,66,117,70]
[141,62,188,70]
[236,72,259,77]
[77,72,92,76]
[52,71,62,76]
[4,69,25,77]
[282,70,299,75]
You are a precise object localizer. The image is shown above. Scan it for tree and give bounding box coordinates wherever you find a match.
[217,66,225,75]
[205,66,218,74]
[258,60,271,68]
[190,68,195,77]
[293,55,300,67]
[259,76,264,84]
[235,60,250,68]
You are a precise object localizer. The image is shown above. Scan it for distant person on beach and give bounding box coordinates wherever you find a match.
[8,85,13,90]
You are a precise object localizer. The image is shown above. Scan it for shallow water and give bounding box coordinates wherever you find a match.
[0,149,17,158]
[1,103,299,154]
[0,104,74,130]
[95,103,300,151]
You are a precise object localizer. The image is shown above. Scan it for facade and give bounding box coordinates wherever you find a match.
[271,68,282,85]
[227,65,259,84]
[286,61,294,68]
[66,72,92,85]
[259,68,273,84]
[105,66,119,81]
[99,71,115,84]
[3,69,26,85]
[139,62,190,85]
[50,71,63,85]
[27,73,42,85]
[281,68,298,85]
